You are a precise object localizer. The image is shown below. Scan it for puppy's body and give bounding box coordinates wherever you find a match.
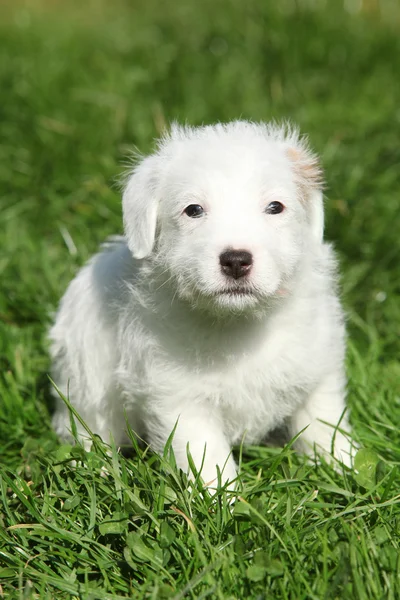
[50,121,352,484]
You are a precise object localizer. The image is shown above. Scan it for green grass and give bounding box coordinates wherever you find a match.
[1,0,400,598]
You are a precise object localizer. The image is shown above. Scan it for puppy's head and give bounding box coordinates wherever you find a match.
[123,121,324,314]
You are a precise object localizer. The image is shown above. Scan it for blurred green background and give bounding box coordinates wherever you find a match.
[1,0,400,471]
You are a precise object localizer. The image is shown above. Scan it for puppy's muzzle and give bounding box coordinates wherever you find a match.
[219,249,253,280]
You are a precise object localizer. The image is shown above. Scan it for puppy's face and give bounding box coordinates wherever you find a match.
[123,123,323,314]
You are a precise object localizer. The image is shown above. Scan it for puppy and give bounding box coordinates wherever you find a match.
[50,121,353,486]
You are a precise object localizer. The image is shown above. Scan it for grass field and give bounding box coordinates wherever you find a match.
[1,0,400,598]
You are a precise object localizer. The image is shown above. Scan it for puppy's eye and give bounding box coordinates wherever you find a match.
[265,201,285,215]
[184,204,205,218]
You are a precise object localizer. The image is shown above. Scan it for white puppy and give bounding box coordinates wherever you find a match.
[50,121,353,486]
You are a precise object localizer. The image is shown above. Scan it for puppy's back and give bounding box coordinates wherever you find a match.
[49,238,133,438]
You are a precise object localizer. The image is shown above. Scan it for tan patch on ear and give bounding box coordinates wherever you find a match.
[286,147,302,162]
[286,146,323,193]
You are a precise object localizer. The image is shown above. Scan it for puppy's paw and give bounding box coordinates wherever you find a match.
[296,429,358,472]
[195,458,238,494]
[310,435,359,472]
[330,431,359,468]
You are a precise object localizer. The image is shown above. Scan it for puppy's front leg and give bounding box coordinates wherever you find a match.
[288,373,354,467]
[145,403,237,487]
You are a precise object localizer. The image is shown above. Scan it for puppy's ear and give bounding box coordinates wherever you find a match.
[122,156,160,259]
[286,145,324,243]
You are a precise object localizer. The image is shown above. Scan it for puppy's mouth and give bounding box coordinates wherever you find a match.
[215,287,255,297]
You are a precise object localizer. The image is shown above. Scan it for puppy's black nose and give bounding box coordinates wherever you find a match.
[219,250,253,279]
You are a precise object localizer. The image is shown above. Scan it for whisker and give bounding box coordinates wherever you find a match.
[154,273,175,292]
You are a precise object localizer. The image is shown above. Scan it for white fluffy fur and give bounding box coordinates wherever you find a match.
[50,121,353,486]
